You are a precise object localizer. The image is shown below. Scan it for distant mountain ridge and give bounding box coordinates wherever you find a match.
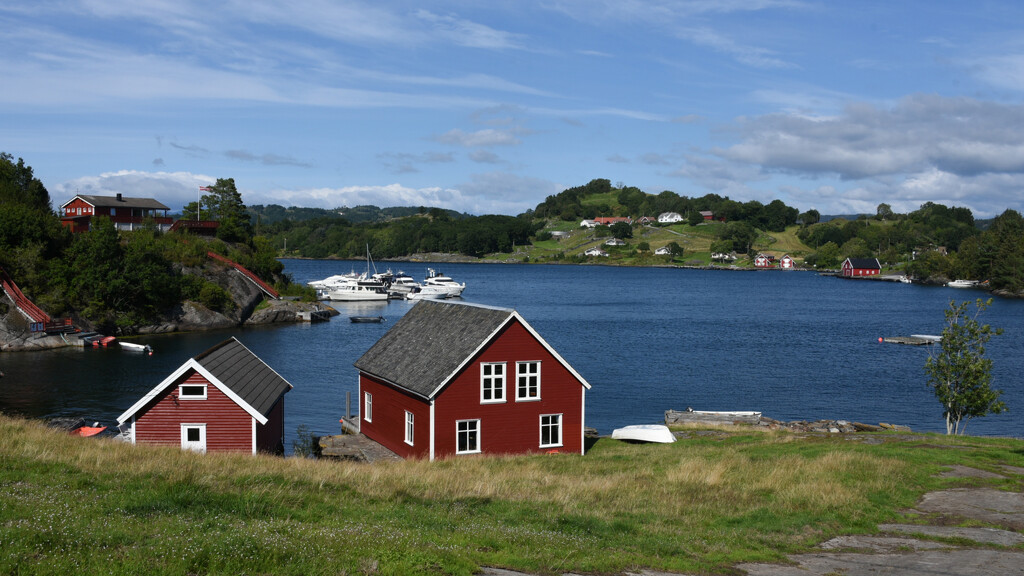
[247,204,468,224]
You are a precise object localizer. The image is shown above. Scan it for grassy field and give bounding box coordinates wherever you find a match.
[3,414,1021,575]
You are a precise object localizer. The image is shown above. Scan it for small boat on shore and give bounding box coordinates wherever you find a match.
[947,279,979,288]
[611,424,676,443]
[349,316,385,323]
[70,422,107,437]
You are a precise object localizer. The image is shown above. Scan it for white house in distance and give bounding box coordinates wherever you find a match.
[604,238,626,246]
[584,247,608,257]
[580,219,599,228]
[655,246,672,255]
[657,212,683,223]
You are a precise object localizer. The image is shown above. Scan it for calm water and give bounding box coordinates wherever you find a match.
[2,259,1022,452]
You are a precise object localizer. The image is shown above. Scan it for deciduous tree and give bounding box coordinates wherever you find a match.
[924,299,1005,435]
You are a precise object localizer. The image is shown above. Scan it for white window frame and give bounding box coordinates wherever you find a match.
[178,383,207,400]
[363,392,372,423]
[456,419,481,455]
[480,362,506,404]
[516,361,541,401]
[540,414,563,448]
[404,411,414,446]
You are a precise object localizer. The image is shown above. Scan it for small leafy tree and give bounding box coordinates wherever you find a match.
[924,299,1006,435]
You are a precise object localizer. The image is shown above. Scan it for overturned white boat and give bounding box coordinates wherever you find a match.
[611,424,676,443]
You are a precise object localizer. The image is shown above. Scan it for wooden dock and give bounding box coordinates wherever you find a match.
[882,335,940,346]
[318,433,401,463]
[665,409,762,426]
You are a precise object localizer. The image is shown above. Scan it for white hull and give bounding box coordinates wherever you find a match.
[947,279,978,288]
[407,286,449,300]
[611,424,676,443]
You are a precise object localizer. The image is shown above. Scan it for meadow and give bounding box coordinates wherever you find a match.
[2,414,1022,575]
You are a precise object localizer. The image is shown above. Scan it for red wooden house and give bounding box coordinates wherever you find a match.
[779,254,795,269]
[594,216,632,226]
[354,300,591,460]
[841,257,881,277]
[60,193,172,233]
[754,253,775,268]
[117,337,292,454]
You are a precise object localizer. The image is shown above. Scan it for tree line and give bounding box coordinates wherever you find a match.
[0,153,288,332]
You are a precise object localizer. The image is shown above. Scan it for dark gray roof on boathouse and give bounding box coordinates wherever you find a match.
[354,300,516,398]
[193,337,293,417]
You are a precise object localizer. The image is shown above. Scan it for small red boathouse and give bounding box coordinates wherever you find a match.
[354,300,591,460]
[117,337,292,454]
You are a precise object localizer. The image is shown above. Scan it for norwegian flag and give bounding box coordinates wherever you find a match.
[199,186,212,191]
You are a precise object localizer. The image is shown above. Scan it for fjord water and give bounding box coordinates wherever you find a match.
[3,259,1023,452]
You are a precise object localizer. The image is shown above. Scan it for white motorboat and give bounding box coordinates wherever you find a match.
[387,272,421,297]
[424,268,465,298]
[611,424,676,443]
[120,342,153,353]
[947,279,979,289]
[324,275,389,301]
[406,285,449,300]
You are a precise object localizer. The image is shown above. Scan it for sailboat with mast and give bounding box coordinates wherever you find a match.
[317,246,390,302]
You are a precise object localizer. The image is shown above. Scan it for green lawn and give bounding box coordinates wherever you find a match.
[3,415,1022,575]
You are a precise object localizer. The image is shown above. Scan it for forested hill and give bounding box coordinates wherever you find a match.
[247,204,468,225]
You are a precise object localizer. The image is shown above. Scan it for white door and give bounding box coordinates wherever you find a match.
[181,424,207,453]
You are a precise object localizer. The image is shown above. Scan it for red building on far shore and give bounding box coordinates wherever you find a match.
[60,193,172,233]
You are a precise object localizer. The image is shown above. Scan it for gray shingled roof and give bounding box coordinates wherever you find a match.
[194,337,292,416]
[354,300,515,398]
[846,257,881,269]
[67,194,170,211]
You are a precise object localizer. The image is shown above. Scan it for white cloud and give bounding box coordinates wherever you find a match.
[434,128,521,147]
[249,173,561,215]
[719,95,1024,180]
[53,170,215,211]
[414,10,526,50]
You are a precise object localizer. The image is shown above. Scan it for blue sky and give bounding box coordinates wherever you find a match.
[4,1,1024,218]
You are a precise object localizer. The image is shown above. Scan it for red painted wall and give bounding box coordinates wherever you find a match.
[134,370,254,452]
[432,320,584,458]
[359,374,431,459]
[63,198,95,216]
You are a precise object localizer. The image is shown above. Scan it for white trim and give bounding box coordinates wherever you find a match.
[178,383,207,400]
[117,358,271,425]
[479,361,506,404]
[456,419,481,455]
[515,360,541,401]
[425,309,592,399]
[580,388,586,455]
[363,391,373,423]
[429,400,436,461]
[252,418,257,454]
[404,410,414,446]
[539,413,563,448]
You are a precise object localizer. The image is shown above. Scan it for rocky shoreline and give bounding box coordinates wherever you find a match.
[1,257,337,352]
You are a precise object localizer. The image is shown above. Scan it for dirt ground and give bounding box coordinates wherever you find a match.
[480,463,1024,576]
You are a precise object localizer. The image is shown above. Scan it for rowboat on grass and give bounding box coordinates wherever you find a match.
[611,424,676,443]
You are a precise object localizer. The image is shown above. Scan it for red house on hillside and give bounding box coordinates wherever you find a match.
[117,337,292,454]
[594,216,632,226]
[354,300,591,460]
[60,193,172,233]
[841,257,881,277]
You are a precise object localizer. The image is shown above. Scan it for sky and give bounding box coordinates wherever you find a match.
[3,1,1024,218]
